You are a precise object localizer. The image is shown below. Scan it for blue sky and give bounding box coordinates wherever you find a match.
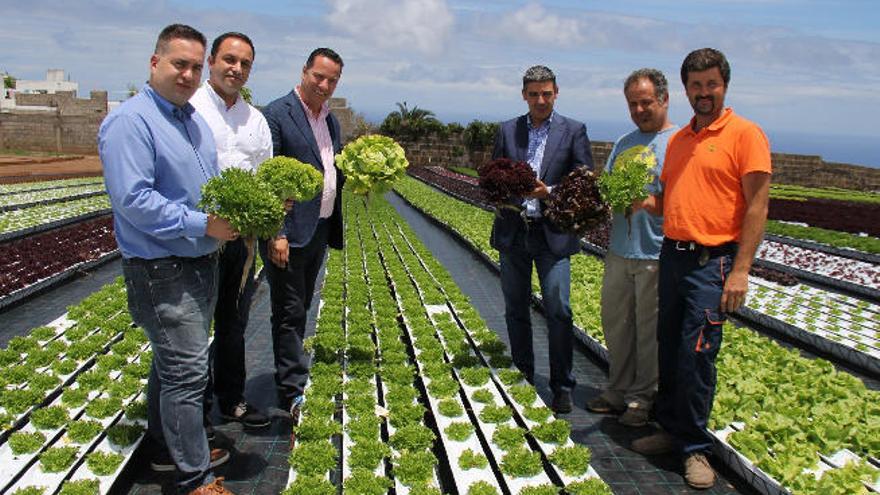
[2,0,879,166]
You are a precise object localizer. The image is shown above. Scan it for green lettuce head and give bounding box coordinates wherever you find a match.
[256,156,324,202]
[199,167,285,239]
[336,135,409,197]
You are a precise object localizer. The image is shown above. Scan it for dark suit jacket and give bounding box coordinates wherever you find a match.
[490,112,594,257]
[262,91,345,250]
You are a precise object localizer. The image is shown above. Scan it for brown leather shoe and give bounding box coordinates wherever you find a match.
[188,477,234,494]
[684,453,716,489]
[631,430,679,455]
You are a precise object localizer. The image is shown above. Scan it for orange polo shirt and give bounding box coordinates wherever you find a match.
[661,108,771,246]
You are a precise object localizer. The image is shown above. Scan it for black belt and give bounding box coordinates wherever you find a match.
[663,238,737,257]
[127,251,218,264]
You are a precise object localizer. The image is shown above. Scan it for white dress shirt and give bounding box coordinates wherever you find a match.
[190,82,272,171]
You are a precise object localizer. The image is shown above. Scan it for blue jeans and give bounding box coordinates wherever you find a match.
[499,221,576,393]
[655,239,736,455]
[122,253,218,493]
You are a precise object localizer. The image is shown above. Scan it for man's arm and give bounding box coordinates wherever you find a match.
[100,113,211,240]
[721,171,770,313]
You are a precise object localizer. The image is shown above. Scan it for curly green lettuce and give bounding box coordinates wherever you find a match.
[336,135,409,197]
[255,156,324,201]
[199,167,285,239]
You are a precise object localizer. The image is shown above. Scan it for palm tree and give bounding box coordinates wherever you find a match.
[380,101,442,140]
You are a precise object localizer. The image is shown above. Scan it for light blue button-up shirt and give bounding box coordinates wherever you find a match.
[99,84,220,259]
[524,112,553,218]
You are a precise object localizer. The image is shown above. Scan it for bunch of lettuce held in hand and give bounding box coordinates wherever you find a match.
[336,135,409,197]
[199,168,284,240]
[545,166,609,235]
[256,156,324,202]
[477,158,537,204]
[598,145,655,213]
[200,158,324,240]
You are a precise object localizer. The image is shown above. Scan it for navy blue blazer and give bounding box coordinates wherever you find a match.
[262,91,345,250]
[490,112,594,257]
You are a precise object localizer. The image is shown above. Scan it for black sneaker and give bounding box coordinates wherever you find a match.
[551,391,573,414]
[220,401,270,429]
[150,447,230,472]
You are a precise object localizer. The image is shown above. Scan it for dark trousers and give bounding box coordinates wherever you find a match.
[205,238,257,415]
[499,220,575,393]
[259,221,329,407]
[655,239,736,454]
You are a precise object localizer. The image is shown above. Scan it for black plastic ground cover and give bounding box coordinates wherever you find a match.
[0,210,113,243]
[387,191,755,495]
[0,259,123,347]
[0,190,107,212]
[0,250,121,311]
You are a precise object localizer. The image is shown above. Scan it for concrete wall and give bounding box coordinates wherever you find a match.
[0,91,107,153]
[400,135,880,192]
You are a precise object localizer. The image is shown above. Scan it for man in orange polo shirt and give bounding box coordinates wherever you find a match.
[630,48,771,489]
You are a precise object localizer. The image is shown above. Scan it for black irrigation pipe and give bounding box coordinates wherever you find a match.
[0,190,106,213]
[0,210,113,243]
[0,179,104,197]
[765,233,880,265]
[0,250,121,312]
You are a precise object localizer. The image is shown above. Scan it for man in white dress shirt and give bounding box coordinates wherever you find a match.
[190,31,272,430]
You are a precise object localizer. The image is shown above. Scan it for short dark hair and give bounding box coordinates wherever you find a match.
[624,68,669,102]
[522,65,556,90]
[305,48,344,70]
[681,48,730,87]
[154,24,206,54]
[211,32,255,59]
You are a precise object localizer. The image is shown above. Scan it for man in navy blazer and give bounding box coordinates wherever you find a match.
[259,48,345,414]
[491,65,594,413]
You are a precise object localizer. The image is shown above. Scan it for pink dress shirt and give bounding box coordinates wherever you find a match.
[295,86,336,219]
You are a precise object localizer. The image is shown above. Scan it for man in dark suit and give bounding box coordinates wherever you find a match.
[491,65,594,413]
[260,48,345,414]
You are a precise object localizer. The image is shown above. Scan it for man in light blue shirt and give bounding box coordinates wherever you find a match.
[99,23,237,495]
[586,68,677,428]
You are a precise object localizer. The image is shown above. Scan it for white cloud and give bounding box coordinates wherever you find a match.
[496,3,585,47]
[325,0,454,55]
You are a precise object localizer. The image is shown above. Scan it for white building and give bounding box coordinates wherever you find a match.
[15,69,78,94]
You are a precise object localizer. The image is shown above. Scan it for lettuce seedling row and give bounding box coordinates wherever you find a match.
[368,197,610,493]
[392,177,879,495]
[0,178,105,196]
[0,187,106,213]
[0,195,111,238]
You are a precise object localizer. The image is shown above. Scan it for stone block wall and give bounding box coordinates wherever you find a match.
[771,153,880,191]
[399,134,470,168]
[0,91,107,153]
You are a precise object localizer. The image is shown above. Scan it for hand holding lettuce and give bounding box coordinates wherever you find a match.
[199,157,324,291]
